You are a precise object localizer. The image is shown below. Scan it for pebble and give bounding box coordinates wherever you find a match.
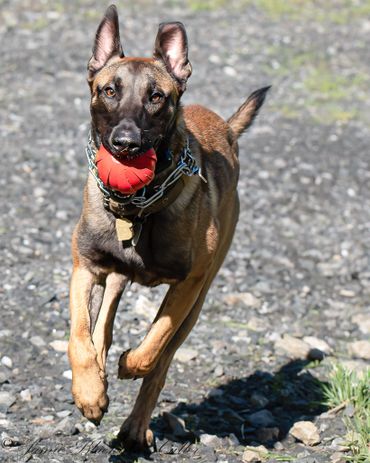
[0,392,16,411]
[30,336,46,347]
[62,370,72,380]
[1,356,13,369]
[330,452,346,463]
[0,369,10,384]
[255,426,279,443]
[289,421,321,446]
[351,312,370,334]
[54,416,76,435]
[223,292,261,308]
[20,389,32,401]
[348,340,370,360]
[162,412,192,438]
[242,445,268,462]
[174,347,198,363]
[250,392,269,409]
[214,364,224,377]
[49,340,69,352]
[199,433,224,448]
[246,409,275,428]
[56,410,72,418]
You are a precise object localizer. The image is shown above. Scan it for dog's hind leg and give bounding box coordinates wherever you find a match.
[117,274,207,380]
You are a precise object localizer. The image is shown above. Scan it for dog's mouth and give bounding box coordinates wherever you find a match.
[96,144,157,195]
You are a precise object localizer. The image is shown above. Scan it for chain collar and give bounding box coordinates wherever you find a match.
[85,133,207,215]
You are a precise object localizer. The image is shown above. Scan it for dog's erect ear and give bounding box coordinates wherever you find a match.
[153,22,192,93]
[87,5,124,81]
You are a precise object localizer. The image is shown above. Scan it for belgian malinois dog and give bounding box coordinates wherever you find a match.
[68,4,269,449]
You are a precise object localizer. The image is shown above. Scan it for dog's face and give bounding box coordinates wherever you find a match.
[88,5,192,158]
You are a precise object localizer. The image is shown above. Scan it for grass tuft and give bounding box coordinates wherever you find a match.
[322,364,369,463]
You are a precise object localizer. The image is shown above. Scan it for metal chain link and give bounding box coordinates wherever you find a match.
[85,133,207,211]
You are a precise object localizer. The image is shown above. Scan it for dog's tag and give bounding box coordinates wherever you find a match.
[116,218,134,241]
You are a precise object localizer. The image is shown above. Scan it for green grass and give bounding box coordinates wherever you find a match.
[322,364,370,463]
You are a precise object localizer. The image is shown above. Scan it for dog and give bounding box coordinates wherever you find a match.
[68,4,269,449]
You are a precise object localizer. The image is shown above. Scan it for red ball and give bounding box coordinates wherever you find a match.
[96,144,157,195]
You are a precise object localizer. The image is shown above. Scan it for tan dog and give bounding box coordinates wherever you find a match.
[68,4,269,449]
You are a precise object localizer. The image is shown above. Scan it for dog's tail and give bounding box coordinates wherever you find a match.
[228,86,271,140]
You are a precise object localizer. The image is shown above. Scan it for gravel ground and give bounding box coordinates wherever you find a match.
[1,1,370,462]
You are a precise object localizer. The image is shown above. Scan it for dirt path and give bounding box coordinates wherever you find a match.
[1,1,369,462]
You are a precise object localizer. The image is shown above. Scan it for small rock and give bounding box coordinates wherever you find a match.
[162,412,192,438]
[0,392,16,412]
[242,445,268,462]
[56,410,72,418]
[85,421,96,432]
[348,340,370,360]
[208,388,224,399]
[30,336,46,347]
[223,292,261,309]
[289,421,320,446]
[199,433,223,448]
[63,370,72,380]
[330,452,346,463]
[214,365,224,377]
[351,313,370,334]
[174,347,198,363]
[255,427,279,443]
[246,410,275,428]
[339,289,356,298]
[20,389,32,401]
[1,356,13,369]
[330,437,349,451]
[54,416,76,435]
[0,369,10,384]
[49,340,69,352]
[250,392,269,409]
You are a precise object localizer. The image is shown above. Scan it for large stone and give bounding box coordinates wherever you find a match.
[274,335,311,359]
[348,340,370,360]
[303,336,333,355]
[289,421,320,446]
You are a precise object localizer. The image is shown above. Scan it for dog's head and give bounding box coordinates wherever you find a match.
[87,5,192,158]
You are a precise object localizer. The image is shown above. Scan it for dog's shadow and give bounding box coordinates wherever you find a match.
[109,359,328,462]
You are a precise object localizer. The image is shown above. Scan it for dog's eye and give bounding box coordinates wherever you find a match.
[150,92,164,104]
[104,86,116,98]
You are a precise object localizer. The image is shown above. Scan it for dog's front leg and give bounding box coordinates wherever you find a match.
[92,271,127,371]
[68,265,109,424]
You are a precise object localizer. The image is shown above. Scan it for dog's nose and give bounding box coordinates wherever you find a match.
[111,134,141,155]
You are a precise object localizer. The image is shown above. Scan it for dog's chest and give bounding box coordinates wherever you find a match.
[80,215,193,286]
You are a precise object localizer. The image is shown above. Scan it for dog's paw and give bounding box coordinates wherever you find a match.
[72,367,109,425]
[117,349,153,379]
[114,416,154,451]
